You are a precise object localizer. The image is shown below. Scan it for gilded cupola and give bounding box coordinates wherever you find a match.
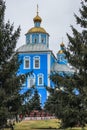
[57,42,67,64]
[58,50,64,54]
[60,42,64,47]
[26,5,49,35]
[58,42,65,54]
[33,15,42,23]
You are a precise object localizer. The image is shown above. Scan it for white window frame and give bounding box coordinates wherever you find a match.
[27,73,36,88]
[38,74,44,86]
[33,56,40,69]
[24,56,30,69]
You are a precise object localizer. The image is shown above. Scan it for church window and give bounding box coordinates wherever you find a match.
[33,56,40,69]
[27,73,35,88]
[24,56,30,69]
[38,74,44,86]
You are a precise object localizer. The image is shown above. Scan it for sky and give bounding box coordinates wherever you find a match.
[5,0,81,55]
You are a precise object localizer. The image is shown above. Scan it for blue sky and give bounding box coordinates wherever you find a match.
[5,0,81,55]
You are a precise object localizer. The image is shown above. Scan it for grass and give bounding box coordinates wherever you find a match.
[4,119,87,130]
[14,119,59,130]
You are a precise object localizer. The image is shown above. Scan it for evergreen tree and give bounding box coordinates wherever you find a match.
[64,0,87,127]
[0,0,31,128]
[29,89,41,111]
[45,0,87,128]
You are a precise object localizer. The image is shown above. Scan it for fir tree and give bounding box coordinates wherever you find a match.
[64,0,87,127]
[45,0,87,128]
[0,0,31,127]
[29,89,42,110]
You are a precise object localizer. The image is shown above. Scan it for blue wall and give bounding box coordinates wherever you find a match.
[50,54,56,67]
[18,53,49,107]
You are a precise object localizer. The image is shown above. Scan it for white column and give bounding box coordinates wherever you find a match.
[47,53,50,87]
[39,34,41,43]
[46,35,49,48]
[30,35,32,43]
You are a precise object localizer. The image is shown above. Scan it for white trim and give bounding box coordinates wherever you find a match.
[46,35,49,48]
[30,35,32,43]
[37,73,44,86]
[24,56,30,69]
[46,35,47,44]
[39,34,41,43]
[47,53,50,87]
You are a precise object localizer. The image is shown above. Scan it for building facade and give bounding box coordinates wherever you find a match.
[17,9,73,107]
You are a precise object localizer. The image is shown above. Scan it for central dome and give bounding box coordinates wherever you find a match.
[26,27,48,34]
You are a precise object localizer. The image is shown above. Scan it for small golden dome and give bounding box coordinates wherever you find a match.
[60,42,64,47]
[33,15,42,22]
[26,27,48,34]
[58,50,64,54]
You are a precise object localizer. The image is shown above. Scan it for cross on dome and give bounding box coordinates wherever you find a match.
[33,5,42,23]
[37,4,39,15]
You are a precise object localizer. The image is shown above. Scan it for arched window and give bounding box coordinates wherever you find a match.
[27,73,36,88]
[38,74,44,86]
[24,56,30,69]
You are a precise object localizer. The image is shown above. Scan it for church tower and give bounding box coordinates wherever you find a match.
[25,5,49,48]
[57,42,68,64]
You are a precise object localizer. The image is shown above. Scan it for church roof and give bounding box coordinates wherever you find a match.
[26,5,49,35]
[51,62,74,73]
[26,27,48,34]
[17,43,51,53]
[57,42,65,54]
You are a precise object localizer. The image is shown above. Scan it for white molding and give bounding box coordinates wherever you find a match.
[47,53,50,87]
[30,34,32,43]
[37,73,44,86]
[39,34,41,43]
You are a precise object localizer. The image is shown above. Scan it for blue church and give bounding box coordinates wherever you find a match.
[17,8,73,107]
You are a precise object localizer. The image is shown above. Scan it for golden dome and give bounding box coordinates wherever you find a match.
[33,15,42,22]
[58,50,64,54]
[27,27,48,34]
[33,5,42,22]
[60,42,64,47]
